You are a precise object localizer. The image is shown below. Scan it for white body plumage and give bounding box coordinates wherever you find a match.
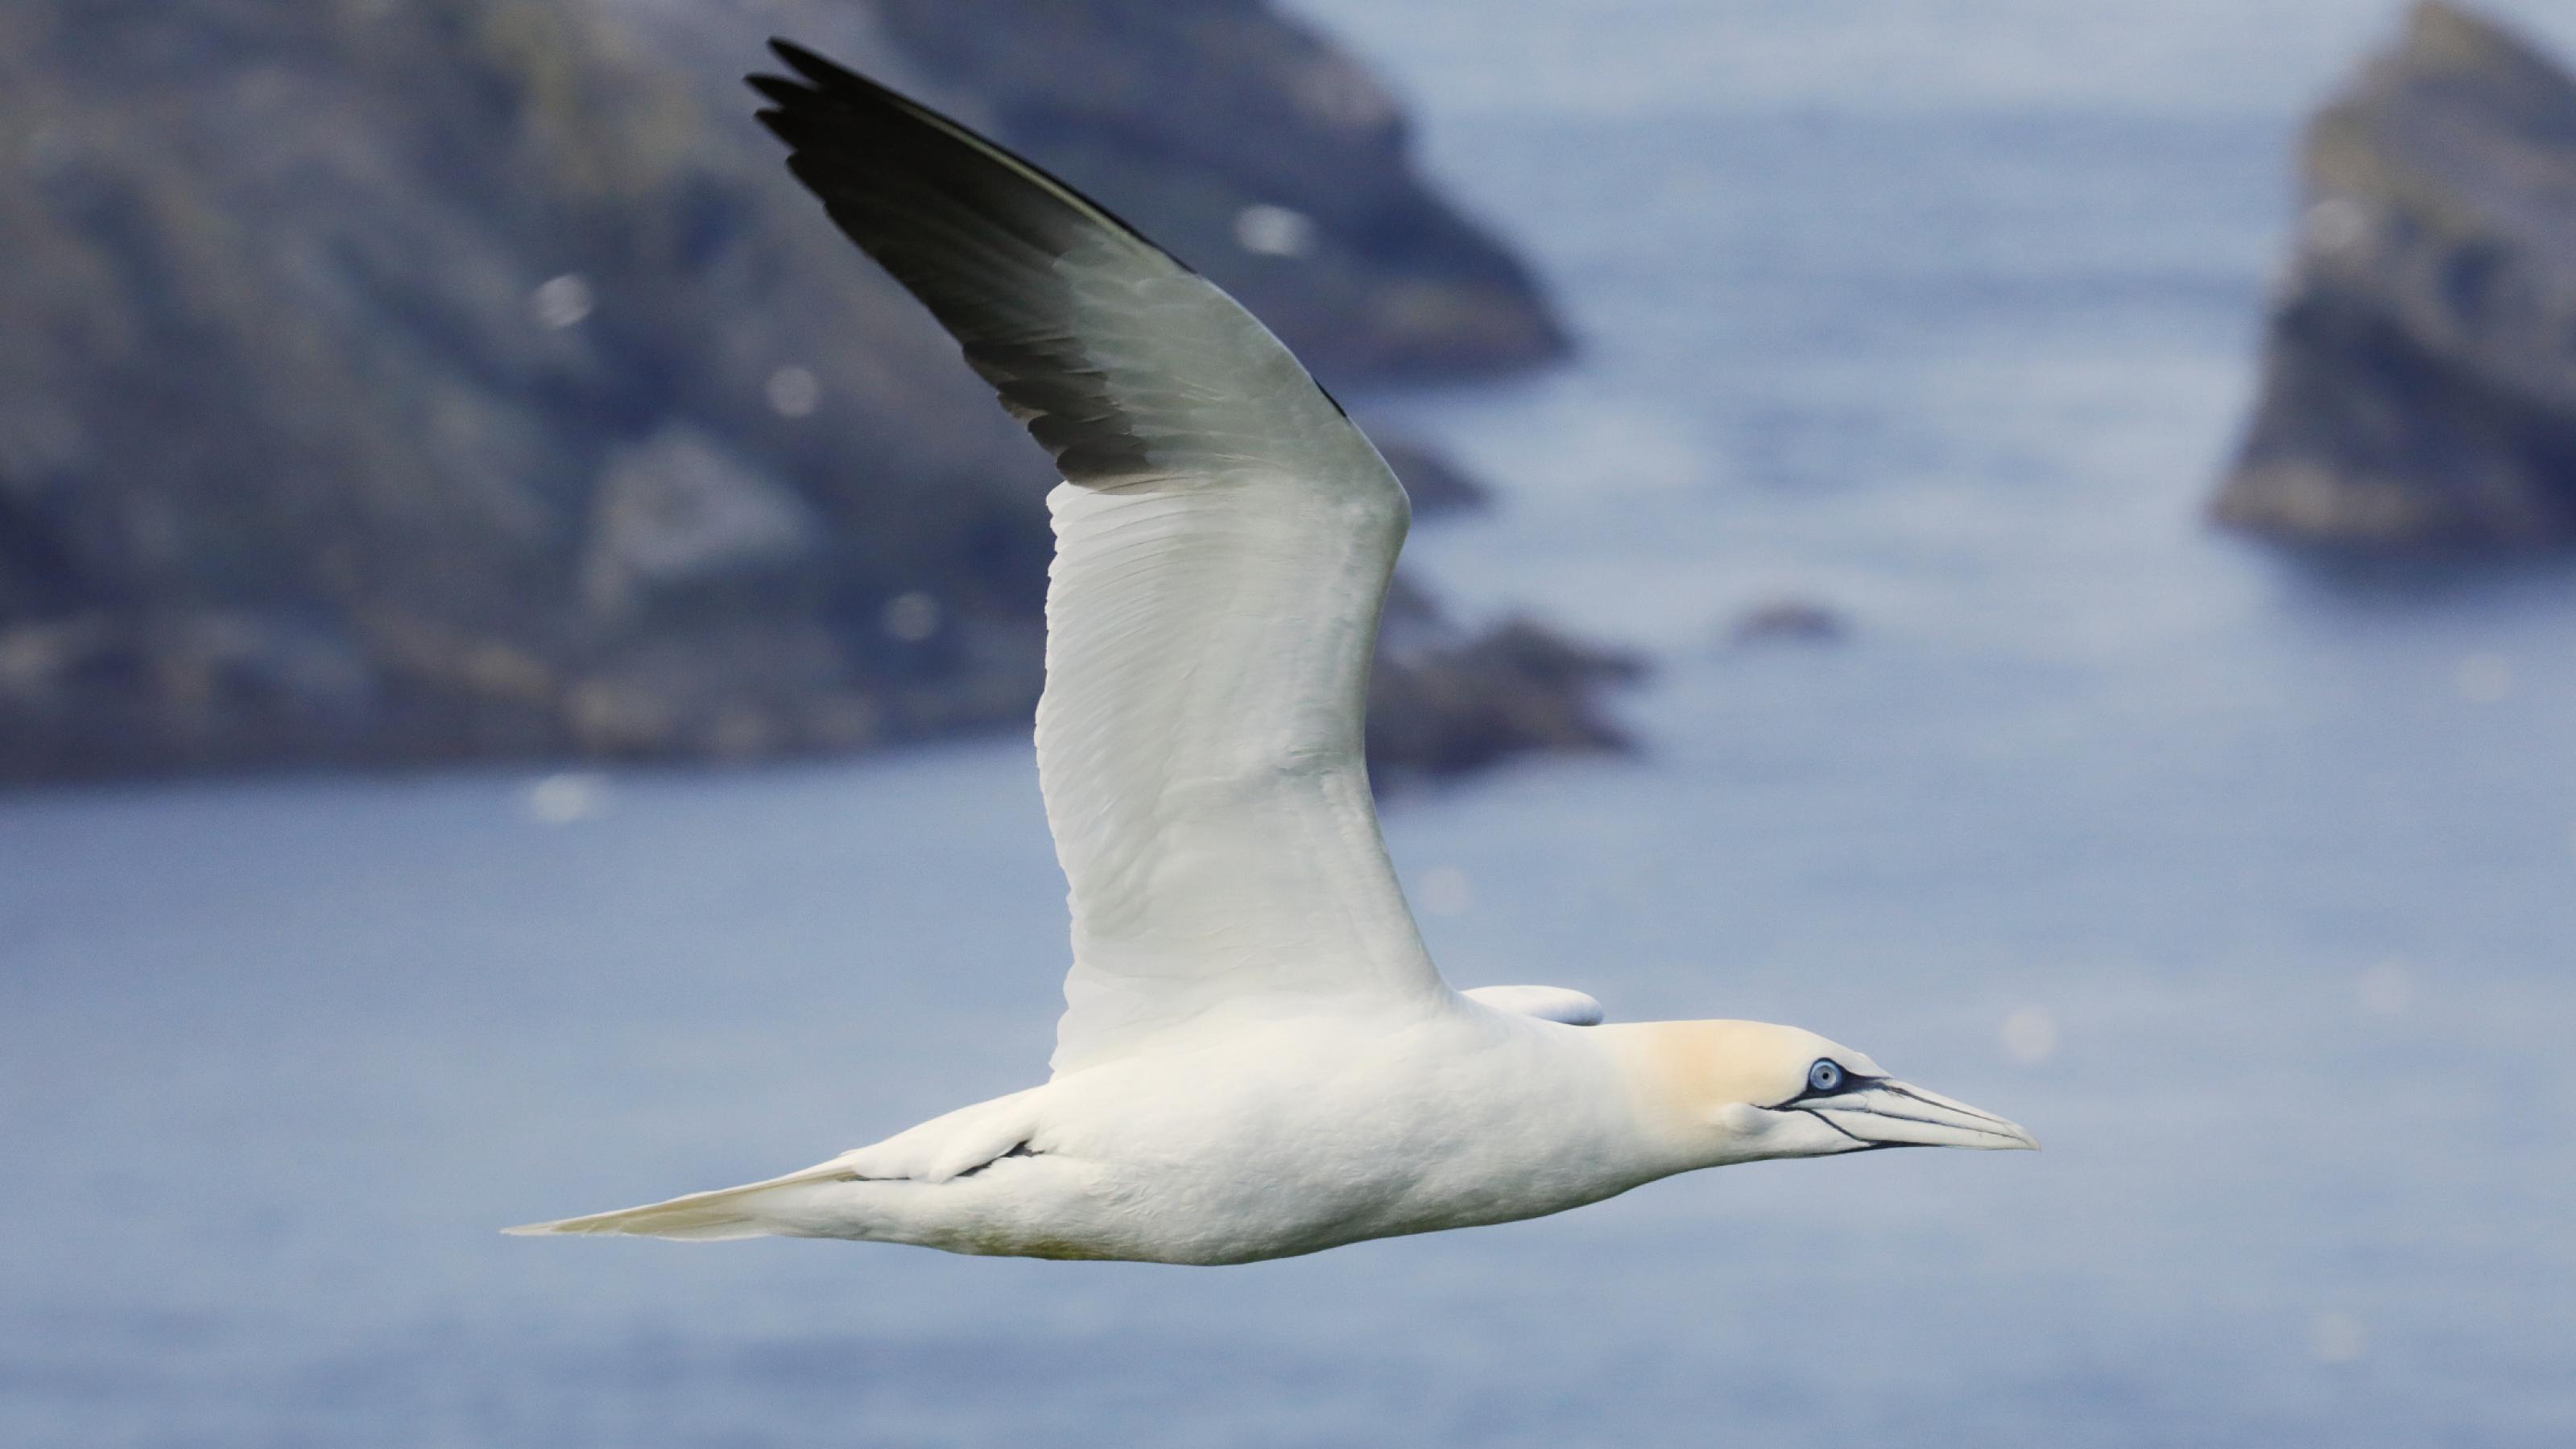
[736,1006,1656,1264]
[508,43,2034,1263]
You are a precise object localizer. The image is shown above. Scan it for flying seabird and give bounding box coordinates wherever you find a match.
[507,42,2035,1264]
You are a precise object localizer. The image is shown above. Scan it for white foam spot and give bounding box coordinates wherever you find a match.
[525,771,609,825]
[530,273,595,331]
[764,365,821,419]
[1234,204,1317,259]
[1999,1006,2058,1065]
[881,592,942,643]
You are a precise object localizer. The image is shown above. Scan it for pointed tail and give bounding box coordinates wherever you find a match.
[505,1161,856,1241]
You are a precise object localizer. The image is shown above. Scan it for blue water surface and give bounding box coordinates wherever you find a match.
[6,2,2576,1443]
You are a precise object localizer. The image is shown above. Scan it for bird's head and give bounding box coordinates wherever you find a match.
[1621,1019,2038,1163]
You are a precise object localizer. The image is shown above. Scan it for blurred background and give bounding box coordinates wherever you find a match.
[5,0,2575,1443]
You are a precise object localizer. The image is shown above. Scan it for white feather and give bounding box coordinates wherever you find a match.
[506,49,2040,1264]
[1032,243,1445,1075]
[1462,985,1606,1026]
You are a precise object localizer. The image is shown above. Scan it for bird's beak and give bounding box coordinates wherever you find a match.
[1805,1080,2038,1151]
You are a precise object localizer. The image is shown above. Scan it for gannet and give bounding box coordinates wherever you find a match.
[507,42,2036,1265]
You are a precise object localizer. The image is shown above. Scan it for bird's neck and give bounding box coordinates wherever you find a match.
[1591,1019,1780,1167]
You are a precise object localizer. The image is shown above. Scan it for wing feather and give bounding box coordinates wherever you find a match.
[750,43,1447,1074]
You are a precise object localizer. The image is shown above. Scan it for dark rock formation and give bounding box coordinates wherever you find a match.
[856,0,1569,382]
[0,0,1611,785]
[600,0,1569,384]
[2217,2,2576,550]
[1368,579,1645,783]
[1726,599,1847,646]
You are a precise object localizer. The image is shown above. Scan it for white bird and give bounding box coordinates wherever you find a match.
[507,41,2035,1265]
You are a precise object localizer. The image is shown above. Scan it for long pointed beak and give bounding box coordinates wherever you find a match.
[1808,1080,2038,1151]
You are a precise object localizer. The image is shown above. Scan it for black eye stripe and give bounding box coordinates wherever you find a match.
[1771,1058,1881,1108]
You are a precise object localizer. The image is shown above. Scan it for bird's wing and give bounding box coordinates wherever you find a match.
[750,43,1448,1075]
[1461,985,1605,1026]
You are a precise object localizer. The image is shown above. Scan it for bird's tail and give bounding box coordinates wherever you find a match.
[503,1161,855,1241]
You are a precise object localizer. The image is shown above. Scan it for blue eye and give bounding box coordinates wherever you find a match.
[1807,1059,1844,1093]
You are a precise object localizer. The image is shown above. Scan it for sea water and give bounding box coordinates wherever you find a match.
[6,2,2575,1443]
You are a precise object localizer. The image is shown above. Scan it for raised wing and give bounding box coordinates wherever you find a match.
[750,43,1449,1074]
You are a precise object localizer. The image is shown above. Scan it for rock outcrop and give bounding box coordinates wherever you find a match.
[2216,2,2576,550]
[1368,578,1644,783]
[0,0,1616,785]
[1725,600,1846,646]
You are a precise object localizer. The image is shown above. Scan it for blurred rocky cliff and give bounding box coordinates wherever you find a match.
[2218,2,2576,551]
[0,0,1615,784]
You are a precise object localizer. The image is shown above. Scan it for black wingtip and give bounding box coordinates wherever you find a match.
[769,37,858,92]
[748,41,812,100]
[751,39,913,121]
[746,74,808,109]
[742,35,1201,280]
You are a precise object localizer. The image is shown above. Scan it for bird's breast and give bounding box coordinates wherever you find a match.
[1024,1009,1663,1258]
